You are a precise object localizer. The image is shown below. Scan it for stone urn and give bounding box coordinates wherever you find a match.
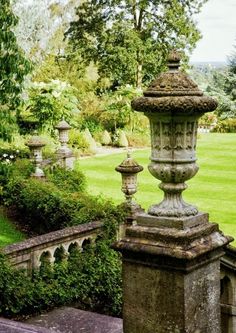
[26,134,46,178]
[132,51,218,218]
[55,119,72,156]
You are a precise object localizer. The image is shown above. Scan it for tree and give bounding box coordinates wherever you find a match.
[66,0,206,88]
[0,0,31,141]
[225,46,236,102]
[12,0,77,61]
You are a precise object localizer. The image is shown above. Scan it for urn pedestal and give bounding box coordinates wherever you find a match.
[113,52,233,333]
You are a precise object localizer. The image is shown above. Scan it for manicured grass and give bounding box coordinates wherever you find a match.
[77,133,236,243]
[0,210,25,247]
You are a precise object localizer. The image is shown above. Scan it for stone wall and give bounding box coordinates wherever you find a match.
[3,221,102,272]
[220,245,236,333]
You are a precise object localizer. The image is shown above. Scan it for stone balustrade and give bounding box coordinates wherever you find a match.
[3,221,102,272]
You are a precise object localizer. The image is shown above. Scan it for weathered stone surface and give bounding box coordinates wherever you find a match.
[0,318,54,333]
[122,258,221,333]
[114,212,232,332]
[137,212,208,230]
[131,51,218,218]
[115,220,232,265]
[26,307,123,333]
[220,245,236,333]
[114,51,234,333]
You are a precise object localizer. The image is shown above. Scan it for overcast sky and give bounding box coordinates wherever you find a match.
[190,0,236,62]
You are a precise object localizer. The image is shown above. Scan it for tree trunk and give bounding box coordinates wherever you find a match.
[136,62,142,89]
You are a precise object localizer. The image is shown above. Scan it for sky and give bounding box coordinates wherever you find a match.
[191,0,236,63]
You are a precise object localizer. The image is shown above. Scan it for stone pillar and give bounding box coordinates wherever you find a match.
[55,120,74,169]
[113,52,233,333]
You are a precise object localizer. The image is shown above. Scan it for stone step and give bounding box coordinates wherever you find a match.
[0,318,55,333]
[25,307,123,333]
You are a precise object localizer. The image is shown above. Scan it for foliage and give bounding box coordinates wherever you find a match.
[198,112,217,127]
[115,130,129,148]
[211,119,236,133]
[82,129,98,153]
[190,64,236,119]
[19,80,80,135]
[47,167,86,193]
[3,166,125,234]
[69,129,90,152]
[0,0,31,141]
[12,0,77,60]
[67,0,205,87]
[0,157,32,202]
[225,46,236,102]
[0,232,122,318]
[101,85,142,132]
[126,130,150,147]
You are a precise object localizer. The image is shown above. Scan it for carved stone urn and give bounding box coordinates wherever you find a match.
[132,51,218,218]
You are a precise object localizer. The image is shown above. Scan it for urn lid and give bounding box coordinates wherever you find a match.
[26,135,46,148]
[132,50,218,114]
[115,152,143,174]
[55,119,71,130]
[144,51,202,97]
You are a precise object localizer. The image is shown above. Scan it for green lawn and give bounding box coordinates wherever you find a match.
[77,133,236,243]
[0,209,25,247]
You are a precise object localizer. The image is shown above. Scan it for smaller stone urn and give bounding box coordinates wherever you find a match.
[26,134,46,178]
[116,152,144,225]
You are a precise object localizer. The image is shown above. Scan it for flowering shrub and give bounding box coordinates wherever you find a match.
[0,150,22,197]
[19,80,80,135]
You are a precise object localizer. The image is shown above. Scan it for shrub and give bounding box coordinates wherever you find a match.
[3,176,125,235]
[0,233,122,318]
[115,130,129,147]
[19,80,80,136]
[69,128,89,152]
[101,130,112,146]
[126,130,150,147]
[47,167,86,193]
[0,158,33,202]
[212,118,236,133]
[82,129,97,154]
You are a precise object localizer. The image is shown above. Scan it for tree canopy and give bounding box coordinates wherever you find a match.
[225,46,236,101]
[0,0,31,140]
[67,0,206,88]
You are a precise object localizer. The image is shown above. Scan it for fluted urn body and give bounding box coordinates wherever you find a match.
[132,52,218,217]
[55,120,72,154]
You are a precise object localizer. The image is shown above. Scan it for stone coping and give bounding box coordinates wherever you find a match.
[221,245,236,272]
[0,318,55,333]
[3,221,102,255]
[26,307,123,333]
